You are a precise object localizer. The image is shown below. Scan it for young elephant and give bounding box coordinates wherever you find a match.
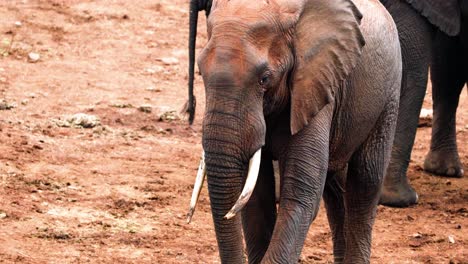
[187,0,401,263]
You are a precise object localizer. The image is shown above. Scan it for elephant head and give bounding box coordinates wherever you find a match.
[187,0,364,262]
[186,0,213,124]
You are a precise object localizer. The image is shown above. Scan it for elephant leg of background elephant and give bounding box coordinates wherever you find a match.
[380,2,433,207]
[344,101,397,263]
[261,106,332,264]
[323,168,347,263]
[242,155,277,264]
[424,31,465,178]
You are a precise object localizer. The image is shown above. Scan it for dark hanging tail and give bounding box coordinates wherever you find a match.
[185,0,212,125]
[186,0,200,125]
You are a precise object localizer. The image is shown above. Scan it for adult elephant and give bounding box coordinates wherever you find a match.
[186,0,402,263]
[379,0,467,207]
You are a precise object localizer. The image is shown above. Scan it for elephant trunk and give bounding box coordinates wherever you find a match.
[203,121,246,263]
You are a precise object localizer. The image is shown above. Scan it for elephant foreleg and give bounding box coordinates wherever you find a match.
[261,105,333,264]
[242,153,277,264]
[423,30,466,178]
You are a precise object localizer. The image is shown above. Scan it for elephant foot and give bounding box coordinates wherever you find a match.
[424,150,464,178]
[379,180,418,208]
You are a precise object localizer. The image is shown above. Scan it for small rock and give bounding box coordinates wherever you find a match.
[14,21,22,27]
[448,235,455,244]
[21,99,28,105]
[68,113,100,128]
[418,108,432,127]
[146,87,161,92]
[159,110,180,122]
[110,103,133,108]
[28,52,40,63]
[0,99,16,110]
[411,233,422,238]
[0,212,7,219]
[156,128,173,135]
[138,105,152,113]
[159,57,179,65]
[55,113,100,128]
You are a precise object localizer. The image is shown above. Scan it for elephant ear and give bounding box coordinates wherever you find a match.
[289,0,365,135]
[405,0,460,36]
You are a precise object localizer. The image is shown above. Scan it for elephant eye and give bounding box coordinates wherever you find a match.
[258,73,271,88]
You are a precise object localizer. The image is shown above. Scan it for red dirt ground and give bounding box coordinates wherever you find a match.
[0,1,466,263]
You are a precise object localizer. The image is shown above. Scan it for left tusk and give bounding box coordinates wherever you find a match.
[224,148,262,220]
[187,151,207,224]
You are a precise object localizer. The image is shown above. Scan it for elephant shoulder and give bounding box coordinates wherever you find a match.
[405,0,460,36]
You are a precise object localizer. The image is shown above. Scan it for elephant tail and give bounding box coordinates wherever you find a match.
[185,0,200,125]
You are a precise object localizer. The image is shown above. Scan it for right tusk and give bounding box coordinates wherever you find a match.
[224,148,262,220]
[187,151,207,224]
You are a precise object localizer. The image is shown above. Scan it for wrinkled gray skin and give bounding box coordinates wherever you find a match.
[191,0,401,263]
[379,0,467,207]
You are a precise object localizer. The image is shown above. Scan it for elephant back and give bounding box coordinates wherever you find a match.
[405,0,460,36]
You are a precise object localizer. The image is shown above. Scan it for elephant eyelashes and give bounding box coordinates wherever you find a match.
[259,73,271,91]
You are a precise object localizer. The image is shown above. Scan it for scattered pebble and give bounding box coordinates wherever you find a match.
[54,113,101,128]
[28,52,40,63]
[448,235,455,244]
[418,108,432,127]
[138,105,152,113]
[159,57,179,65]
[110,103,133,108]
[159,110,180,122]
[146,87,161,92]
[14,21,22,27]
[0,99,16,110]
[411,233,422,238]
[0,212,6,219]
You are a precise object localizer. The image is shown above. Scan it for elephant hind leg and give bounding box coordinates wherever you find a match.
[423,30,466,178]
[344,99,399,263]
[379,0,434,207]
